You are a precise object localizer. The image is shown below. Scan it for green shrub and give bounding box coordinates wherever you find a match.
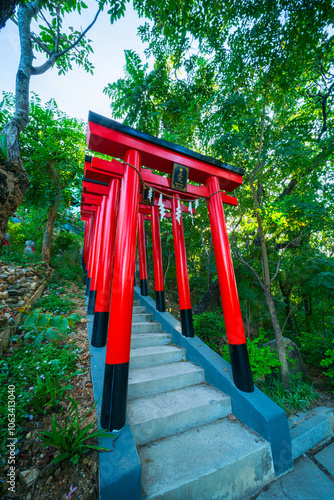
[320,340,334,392]
[221,329,282,381]
[51,230,81,256]
[297,330,333,367]
[193,310,226,352]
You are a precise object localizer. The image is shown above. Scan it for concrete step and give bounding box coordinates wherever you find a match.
[132,313,153,323]
[133,300,140,307]
[128,361,205,400]
[129,345,185,369]
[128,384,231,446]
[289,406,334,459]
[139,418,275,500]
[132,322,162,334]
[133,306,147,314]
[131,333,172,349]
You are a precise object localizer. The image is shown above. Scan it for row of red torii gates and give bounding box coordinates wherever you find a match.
[81,112,254,431]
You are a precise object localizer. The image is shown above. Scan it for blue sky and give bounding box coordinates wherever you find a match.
[0,1,150,121]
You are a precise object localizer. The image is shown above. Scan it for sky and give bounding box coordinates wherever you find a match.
[0,1,151,121]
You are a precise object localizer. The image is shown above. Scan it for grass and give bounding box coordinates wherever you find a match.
[258,376,320,415]
[32,292,76,314]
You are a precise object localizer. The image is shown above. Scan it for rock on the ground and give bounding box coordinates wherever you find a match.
[264,337,306,377]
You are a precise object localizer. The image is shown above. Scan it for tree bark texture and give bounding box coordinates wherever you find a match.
[263,288,291,388]
[42,197,60,265]
[2,2,39,161]
[0,160,29,255]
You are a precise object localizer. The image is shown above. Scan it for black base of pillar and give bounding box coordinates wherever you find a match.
[229,343,254,393]
[180,308,194,337]
[85,277,91,297]
[156,290,165,312]
[101,362,129,431]
[87,289,97,315]
[91,311,109,347]
[140,279,148,296]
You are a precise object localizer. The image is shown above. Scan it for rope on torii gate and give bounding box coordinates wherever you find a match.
[106,155,231,203]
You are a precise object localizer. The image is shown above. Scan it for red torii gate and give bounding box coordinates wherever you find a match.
[82,112,254,431]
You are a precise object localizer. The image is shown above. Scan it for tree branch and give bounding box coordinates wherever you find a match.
[31,7,101,75]
[270,232,311,284]
[231,232,267,291]
[281,298,305,335]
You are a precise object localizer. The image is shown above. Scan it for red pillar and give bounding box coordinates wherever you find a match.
[83,220,90,280]
[171,194,194,337]
[85,211,97,296]
[91,178,121,347]
[138,213,148,296]
[205,175,253,392]
[151,205,165,312]
[87,195,108,314]
[101,149,141,431]
[82,220,88,270]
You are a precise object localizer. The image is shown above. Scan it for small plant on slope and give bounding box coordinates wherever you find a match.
[38,396,112,465]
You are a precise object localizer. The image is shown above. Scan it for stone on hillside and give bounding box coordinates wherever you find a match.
[19,469,39,488]
[264,337,306,378]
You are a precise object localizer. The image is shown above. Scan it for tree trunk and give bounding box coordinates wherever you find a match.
[251,181,290,389]
[0,160,29,255]
[0,2,40,248]
[42,197,60,265]
[263,287,291,389]
[279,279,294,333]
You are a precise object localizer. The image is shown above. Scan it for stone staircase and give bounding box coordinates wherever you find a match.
[128,301,275,499]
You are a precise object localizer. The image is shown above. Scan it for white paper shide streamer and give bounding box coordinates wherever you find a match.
[158,193,166,221]
[175,199,182,225]
[188,201,194,225]
[148,187,153,201]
